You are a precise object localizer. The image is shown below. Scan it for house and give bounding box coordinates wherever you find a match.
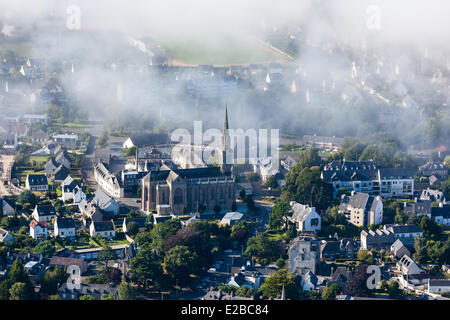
[54,218,76,240]
[301,271,319,291]
[94,148,111,166]
[288,202,321,233]
[25,174,48,191]
[55,152,71,169]
[62,182,86,204]
[430,203,450,226]
[280,153,300,172]
[45,158,59,175]
[329,267,353,290]
[50,256,88,275]
[52,165,70,182]
[340,238,358,258]
[396,254,426,275]
[360,229,396,250]
[321,160,414,198]
[390,239,412,259]
[403,198,432,217]
[90,220,116,239]
[320,240,341,260]
[253,156,280,183]
[57,283,117,300]
[0,228,14,244]
[1,198,15,216]
[220,212,244,226]
[32,204,56,223]
[384,224,423,244]
[123,133,170,149]
[420,188,446,203]
[79,202,104,222]
[226,270,261,291]
[29,220,48,241]
[419,162,448,179]
[303,135,344,152]
[52,133,79,149]
[288,238,320,276]
[122,217,146,233]
[92,189,120,215]
[94,162,124,198]
[428,279,450,294]
[339,192,383,227]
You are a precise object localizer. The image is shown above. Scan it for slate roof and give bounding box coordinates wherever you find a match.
[290,202,317,222]
[386,224,421,234]
[379,168,414,180]
[124,217,146,228]
[92,221,115,232]
[431,205,450,219]
[53,165,70,180]
[146,167,231,181]
[27,174,48,186]
[128,133,170,148]
[56,218,76,229]
[35,204,56,216]
[322,161,378,182]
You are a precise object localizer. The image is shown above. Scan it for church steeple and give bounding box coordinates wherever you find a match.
[221,105,232,175]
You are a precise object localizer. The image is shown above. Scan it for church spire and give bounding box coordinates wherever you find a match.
[221,105,232,175]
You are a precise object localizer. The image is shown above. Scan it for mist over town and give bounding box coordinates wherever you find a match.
[0,0,449,306]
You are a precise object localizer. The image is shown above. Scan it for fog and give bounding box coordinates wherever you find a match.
[1,0,450,149]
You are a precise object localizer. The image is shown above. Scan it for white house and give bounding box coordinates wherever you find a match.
[62,184,86,204]
[32,204,57,223]
[29,220,48,241]
[396,255,426,276]
[220,212,244,226]
[288,202,321,233]
[1,198,15,216]
[54,218,76,240]
[301,271,319,291]
[253,156,279,183]
[90,221,116,239]
[25,174,48,192]
[428,279,450,294]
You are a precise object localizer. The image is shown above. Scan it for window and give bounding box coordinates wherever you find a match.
[311,218,319,227]
[174,188,183,204]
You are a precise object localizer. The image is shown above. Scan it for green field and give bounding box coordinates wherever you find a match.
[160,33,292,66]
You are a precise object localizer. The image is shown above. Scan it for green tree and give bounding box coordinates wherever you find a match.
[163,245,199,286]
[129,245,164,289]
[118,282,137,300]
[264,176,278,189]
[9,282,28,300]
[269,201,291,230]
[79,295,93,300]
[101,293,115,300]
[244,233,281,261]
[357,249,375,265]
[239,188,246,200]
[97,245,117,269]
[258,269,298,299]
[33,241,56,258]
[126,222,139,236]
[321,283,340,300]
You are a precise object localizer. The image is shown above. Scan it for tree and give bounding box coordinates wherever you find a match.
[275,258,285,269]
[16,190,37,207]
[0,279,11,300]
[163,245,199,286]
[264,176,278,189]
[40,266,68,295]
[97,130,109,148]
[357,249,375,265]
[9,282,28,300]
[343,264,371,297]
[150,219,182,252]
[239,188,246,200]
[258,269,298,299]
[418,215,442,240]
[97,245,116,269]
[321,283,340,300]
[79,295,93,300]
[33,240,56,258]
[129,245,164,289]
[118,282,137,300]
[269,201,291,230]
[101,293,115,300]
[231,201,237,212]
[8,259,34,299]
[106,268,123,285]
[126,222,139,236]
[387,281,401,298]
[281,166,333,211]
[246,172,259,182]
[244,233,281,261]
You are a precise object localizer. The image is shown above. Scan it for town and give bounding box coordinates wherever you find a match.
[0,0,449,304]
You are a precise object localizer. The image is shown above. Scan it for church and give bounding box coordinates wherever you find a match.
[141,107,236,215]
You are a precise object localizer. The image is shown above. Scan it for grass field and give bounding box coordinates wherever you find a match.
[160,33,293,66]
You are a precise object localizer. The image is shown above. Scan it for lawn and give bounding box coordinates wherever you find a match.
[160,33,292,66]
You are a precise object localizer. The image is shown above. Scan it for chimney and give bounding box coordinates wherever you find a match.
[351,190,355,196]
[439,202,444,208]
[414,197,417,203]
[404,202,407,208]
